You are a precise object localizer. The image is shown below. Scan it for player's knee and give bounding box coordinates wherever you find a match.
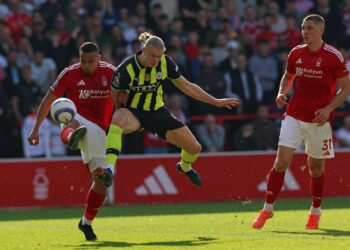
[112,109,127,127]
[274,158,289,172]
[308,164,324,178]
[186,141,202,154]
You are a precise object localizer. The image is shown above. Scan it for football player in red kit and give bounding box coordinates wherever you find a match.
[252,14,350,230]
[28,42,117,241]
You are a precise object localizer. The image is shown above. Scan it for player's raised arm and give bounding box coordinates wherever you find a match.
[27,91,58,145]
[172,76,240,109]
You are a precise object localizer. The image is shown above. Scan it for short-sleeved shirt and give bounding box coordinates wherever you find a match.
[110,50,181,111]
[49,61,116,132]
[286,43,349,122]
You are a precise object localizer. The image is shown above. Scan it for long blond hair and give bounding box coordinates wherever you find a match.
[138,32,166,50]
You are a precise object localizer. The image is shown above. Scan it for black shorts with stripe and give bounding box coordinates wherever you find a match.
[129,107,184,139]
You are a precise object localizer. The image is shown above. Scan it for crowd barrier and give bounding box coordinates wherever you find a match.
[1,151,350,208]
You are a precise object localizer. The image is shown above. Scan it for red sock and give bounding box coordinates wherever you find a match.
[310,173,325,208]
[60,126,74,144]
[265,168,286,204]
[84,188,106,221]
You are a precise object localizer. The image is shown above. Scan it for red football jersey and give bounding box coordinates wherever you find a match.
[286,43,349,122]
[49,61,116,131]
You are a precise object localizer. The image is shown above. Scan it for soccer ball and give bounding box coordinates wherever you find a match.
[50,98,77,124]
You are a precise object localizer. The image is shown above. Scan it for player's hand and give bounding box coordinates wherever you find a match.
[215,98,240,109]
[312,107,331,126]
[117,91,128,104]
[27,130,39,145]
[276,93,288,109]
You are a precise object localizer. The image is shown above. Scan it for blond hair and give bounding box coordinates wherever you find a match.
[138,32,166,50]
[303,14,325,26]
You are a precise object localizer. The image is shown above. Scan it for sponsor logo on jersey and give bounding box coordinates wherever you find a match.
[79,89,109,99]
[129,81,161,93]
[296,67,323,78]
[296,58,302,64]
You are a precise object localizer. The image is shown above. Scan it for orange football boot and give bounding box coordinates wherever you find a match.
[305,213,320,230]
[252,210,274,229]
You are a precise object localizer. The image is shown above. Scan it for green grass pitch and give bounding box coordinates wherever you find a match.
[0,198,349,249]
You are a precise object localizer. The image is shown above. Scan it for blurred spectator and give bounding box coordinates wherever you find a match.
[21,99,51,158]
[38,0,62,30]
[49,120,67,157]
[253,105,279,150]
[168,94,188,124]
[4,50,21,91]
[184,30,201,77]
[30,10,51,54]
[211,32,229,65]
[30,49,57,91]
[224,53,262,114]
[154,14,170,40]
[239,5,262,50]
[255,14,278,51]
[219,39,240,73]
[341,0,350,49]
[268,1,287,34]
[168,34,187,66]
[178,0,201,31]
[5,0,31,43]
[336,116,350,148]
[143,132,168,154]
[16,37,33,68]
[151,0,178,22]
[249,39,277,104]
[282,14,302,49]
[310,0,344,46]
[196,114,225,152]
[10,64,43,123]
[193,52,227,115]
[232,122,258,151]
[236,0,258,18]
[0,0,11,21]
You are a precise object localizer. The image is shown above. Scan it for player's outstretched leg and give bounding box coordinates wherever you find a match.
[252,168,285,229]
[176,162,202,186]
[78,219,97,241]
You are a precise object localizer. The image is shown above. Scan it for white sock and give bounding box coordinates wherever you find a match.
[310,206,321,215]
[82,216,92,225]
[263,203,274,211]
[107,164,115,176]
[180,163,192,172]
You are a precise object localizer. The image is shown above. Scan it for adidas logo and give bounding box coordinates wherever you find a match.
[296,58,302,64]
[77,80,86,86]
[135,165,178,196]
[257,169,300,192]
[323,151,330,156]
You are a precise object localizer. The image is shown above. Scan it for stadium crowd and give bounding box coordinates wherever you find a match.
[1,0,350,158]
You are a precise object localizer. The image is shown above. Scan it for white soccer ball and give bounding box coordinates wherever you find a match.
[50,98,77,124]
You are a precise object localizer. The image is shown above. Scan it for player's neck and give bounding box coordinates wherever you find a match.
[307,40,324,52]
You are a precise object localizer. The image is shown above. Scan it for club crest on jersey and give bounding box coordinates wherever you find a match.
[102,76,108,86]
[316,58,322,67]
[156,71,162,80]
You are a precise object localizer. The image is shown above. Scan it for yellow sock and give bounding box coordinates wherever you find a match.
[180,150,199,172]
[106,124,123,166]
